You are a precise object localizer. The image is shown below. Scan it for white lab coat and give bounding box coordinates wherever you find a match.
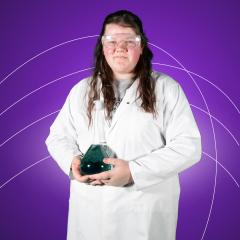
[45,71,201,240]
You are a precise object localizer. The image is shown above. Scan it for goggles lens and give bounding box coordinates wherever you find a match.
[102,34,141,50]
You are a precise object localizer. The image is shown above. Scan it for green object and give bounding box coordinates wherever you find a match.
[80,144,115,175]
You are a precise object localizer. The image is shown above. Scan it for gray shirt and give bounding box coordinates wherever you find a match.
[112,79,134,113]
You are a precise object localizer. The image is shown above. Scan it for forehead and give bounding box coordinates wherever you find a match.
[104,23,136,35]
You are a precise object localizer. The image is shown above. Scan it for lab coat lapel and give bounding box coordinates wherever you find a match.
[99,78,139,136]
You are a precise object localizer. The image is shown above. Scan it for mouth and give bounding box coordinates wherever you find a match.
[114,55,127,58]
[114,56,128,60]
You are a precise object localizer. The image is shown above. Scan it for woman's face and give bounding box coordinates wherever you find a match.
[102,23,143,79]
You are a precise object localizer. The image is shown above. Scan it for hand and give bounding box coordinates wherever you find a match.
[88,158,134,187]
[71,156,93,183]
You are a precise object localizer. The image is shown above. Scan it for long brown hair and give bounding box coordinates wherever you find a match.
[87,10,156,126]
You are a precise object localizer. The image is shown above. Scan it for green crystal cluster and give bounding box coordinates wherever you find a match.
[80,144,115,175]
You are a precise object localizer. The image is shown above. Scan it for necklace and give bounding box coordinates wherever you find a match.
[113,97,123,112]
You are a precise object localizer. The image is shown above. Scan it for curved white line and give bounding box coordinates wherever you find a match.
[0,67,93,117]
[203,151,239,188]
[0,106,238,192]
[0,152,238,193]
[0,35,99,86]
[0,104,237,152]
[0,35,234,238]
[0,34,237,116]
[0,156,50,190]
[150,42,218,240]
[0,105,238,191]
[190,104,239,146]
[152,62,240,114]
[0,110,60,147]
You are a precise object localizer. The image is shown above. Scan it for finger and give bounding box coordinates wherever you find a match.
[72,165,90,183]
[90,180,104,186]
[75,174,90,183]
[103,158,119,166]
[101,179,110,185]
[72,165,82,179]
[89,171,111,180]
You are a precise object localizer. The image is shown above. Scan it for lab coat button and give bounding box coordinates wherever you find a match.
[126,102,130,104]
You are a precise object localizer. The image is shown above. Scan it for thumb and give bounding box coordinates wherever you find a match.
[103,158,118,166]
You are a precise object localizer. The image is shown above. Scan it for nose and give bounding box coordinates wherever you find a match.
[115,41,128,51]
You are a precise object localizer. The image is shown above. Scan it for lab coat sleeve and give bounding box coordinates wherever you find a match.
[128,82,202,190]
[45,87,82,176]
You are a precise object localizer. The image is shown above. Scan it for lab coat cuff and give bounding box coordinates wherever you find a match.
[60,150,82,177]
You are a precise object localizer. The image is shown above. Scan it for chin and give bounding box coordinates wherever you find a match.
[113,64,131,71]
[113,68,131,73]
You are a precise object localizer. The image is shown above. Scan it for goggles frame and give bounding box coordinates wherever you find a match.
[101,34,141,50]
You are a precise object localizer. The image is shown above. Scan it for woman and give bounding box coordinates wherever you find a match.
[46,10,202,240]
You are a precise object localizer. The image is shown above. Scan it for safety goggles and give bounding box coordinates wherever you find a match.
[101,34,141,50]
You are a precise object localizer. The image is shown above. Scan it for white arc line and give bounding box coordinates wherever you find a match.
[1,62,238,123]
[0,35,99,86]
[0,33,237,239]
[190,104,239,146]
[0,156,50,190]
[152,62,240,114]
[0,104,238,150]
[0,152,238,192]
[0,67,93,117]
[0,110,60,147]
[0,35,237,117]
[0,106,239,189]
[150,42,218,240]
[203,151,239,188]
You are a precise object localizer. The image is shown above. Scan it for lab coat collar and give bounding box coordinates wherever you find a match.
[98,77,139,104]
[98,77,140,135]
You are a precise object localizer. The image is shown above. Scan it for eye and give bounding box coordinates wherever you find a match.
[126,40,137,47]
[108,40,116,44]
[127,40,135,44]
[106,40,116,48]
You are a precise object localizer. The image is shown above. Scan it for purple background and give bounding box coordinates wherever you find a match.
[0,1,239,239]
